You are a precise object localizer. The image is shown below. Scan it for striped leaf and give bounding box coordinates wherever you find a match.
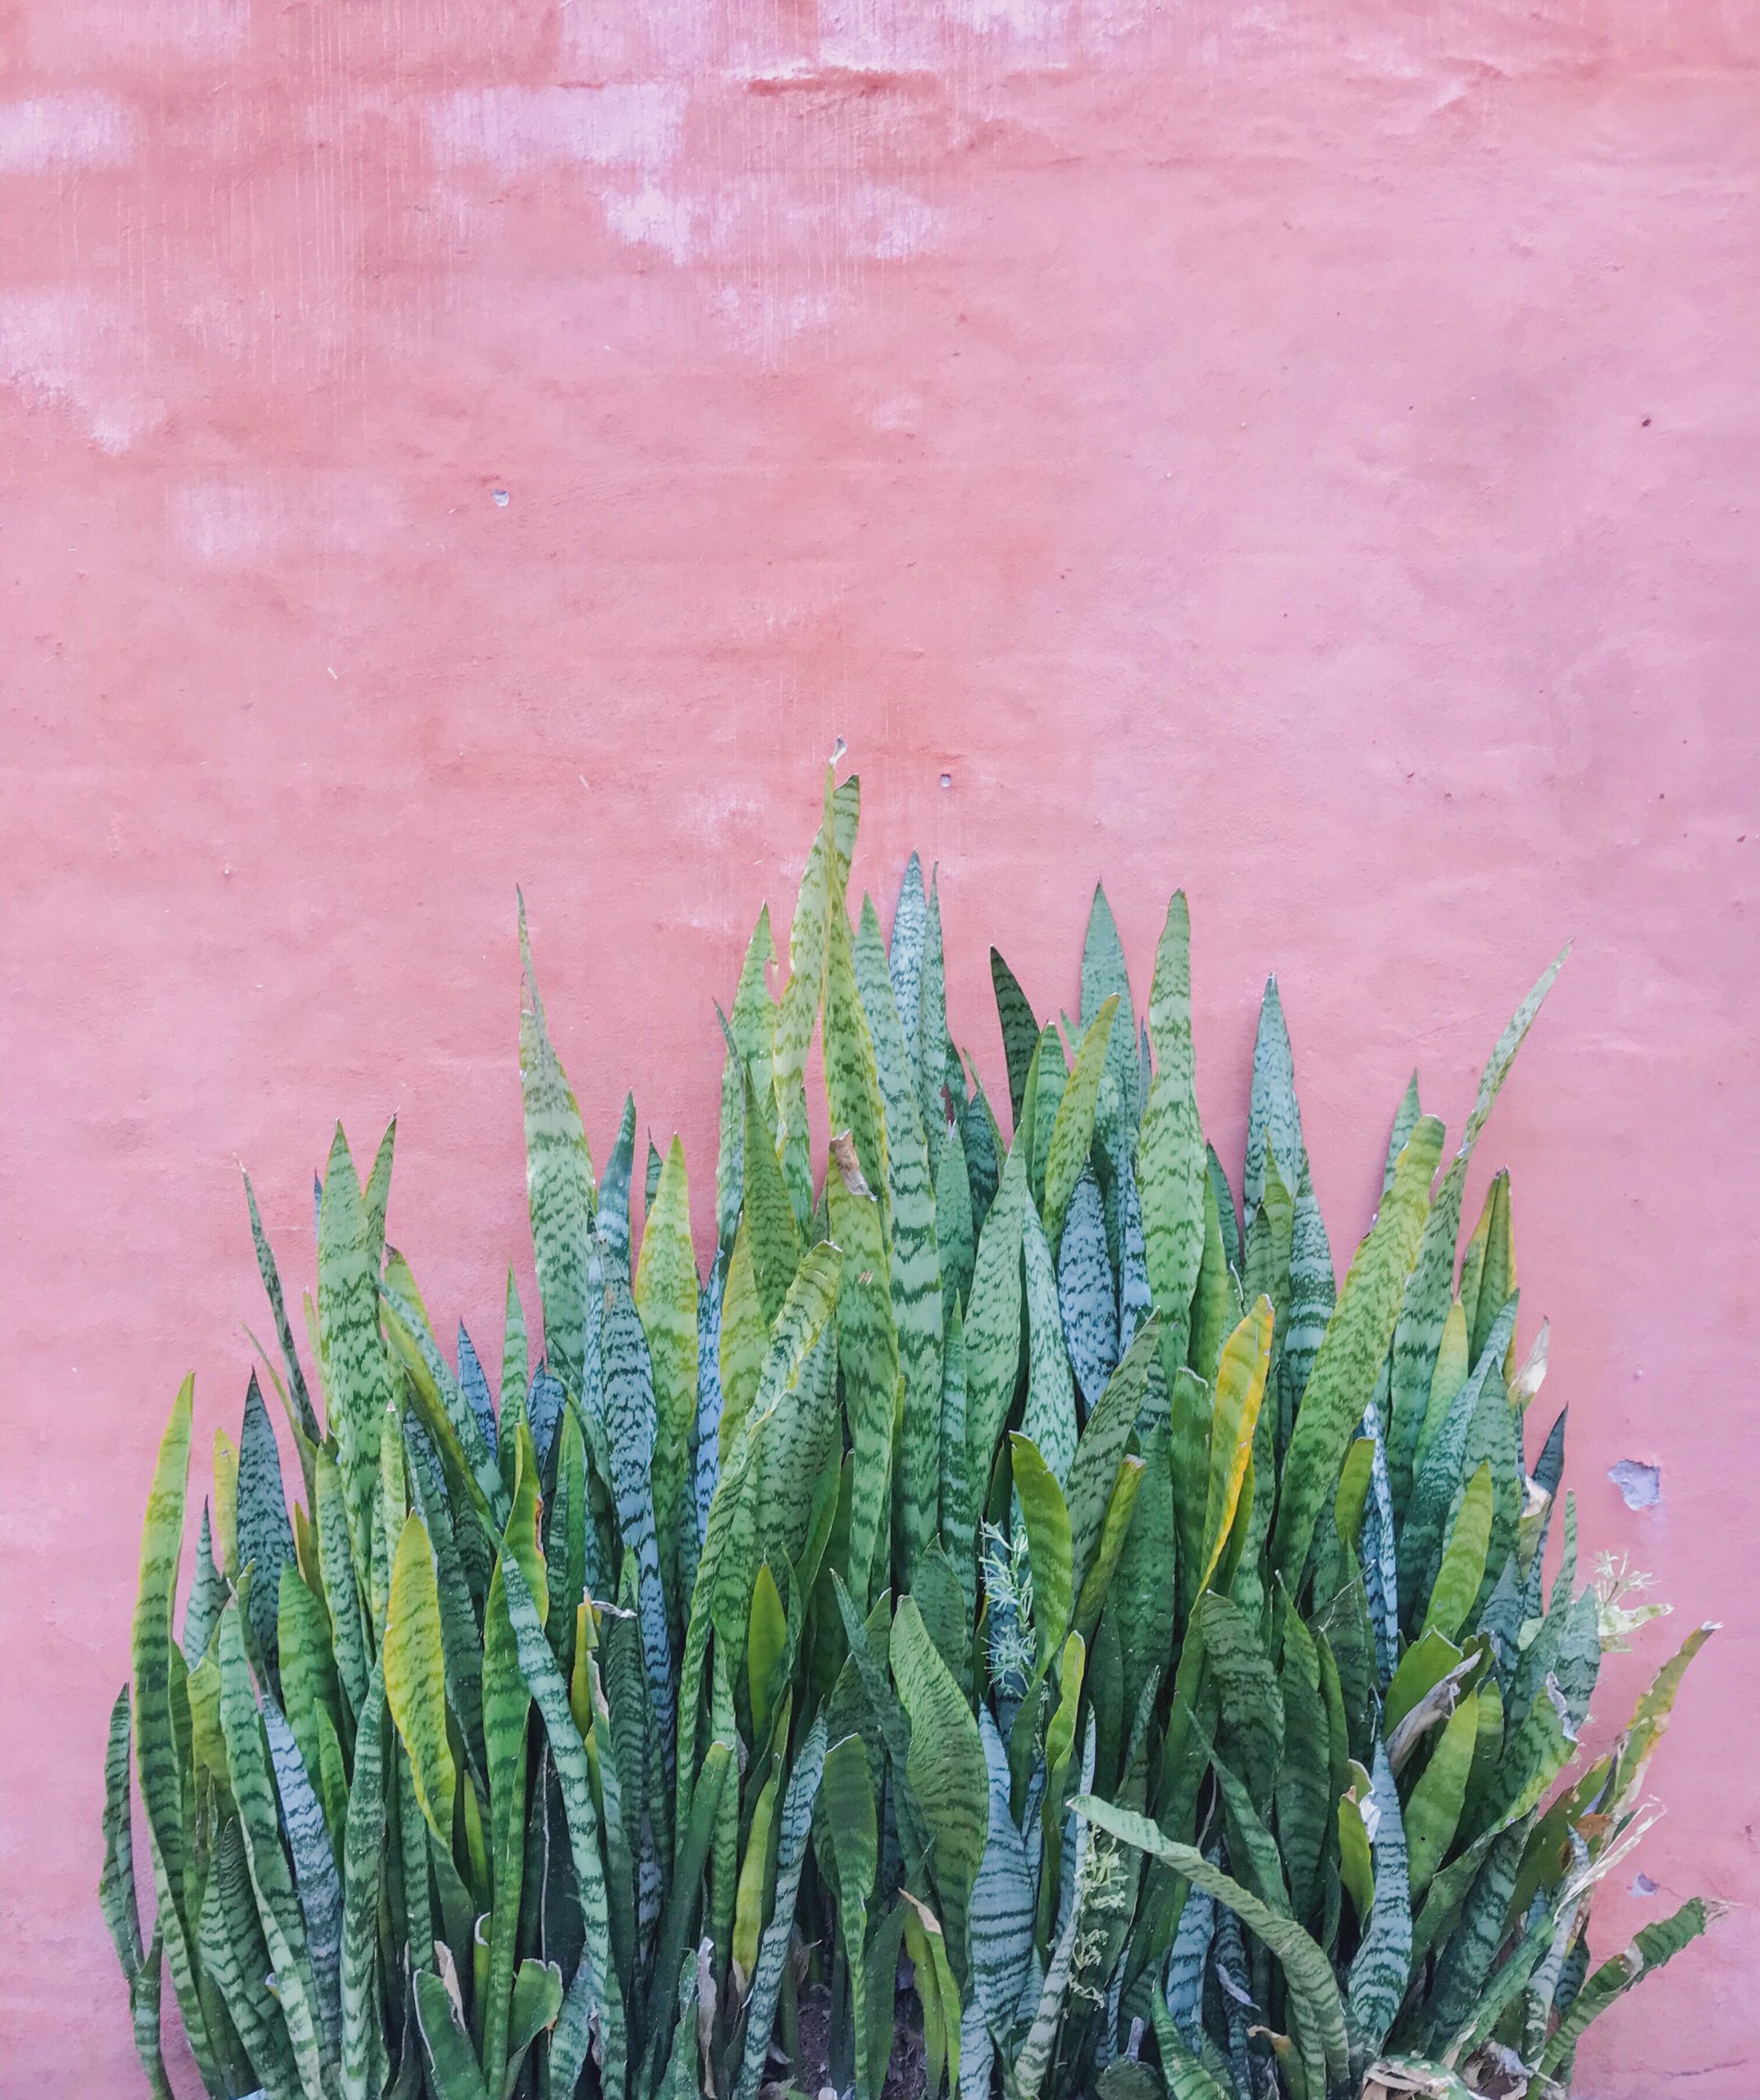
[1056,1166,1117,1413]
[828,1138,899,1608]
[499,1555,627,2100]
[245,1168,321,1446]
[1405,1691,1479,1898]
[238,1372,294,1673]
[894,1596,988,1974]
[1040,994,1118,1255]
[338,1665,385,2100]
[317,1125,394,1582]
[1387,954,1564,1515]
[991,948,1040,1127]
[1244,977,1306,1218]
[733,1715,829,2100]
[938,1306,977,1610]
[1076,1796,1348,2098]
[217,1606,328,2100]
[1080,884,1140,1166]
[740,1060,801,1326]
[1279,1160,1335,1419]
[263,1699,344,2057]
[964,1139,1028,1490]
[1010,1434,1074,1668]
[1536,1898,1711,2078]
[518,902,595,1398]
[1270,1117,1443,1597]
[383,1513,456,1851]
[852,893,946,1588]
[600,1271,675,1761]
[890,854,929,1088]
[917,872,951,1169]
[1065,1317,1160,1599]
[130,1377,221,2084]
[1200,1299,1274,1594]
[970,1707,1035,2040]
[635,1134,698,1640]
[1138,893,1206,1367]
[1423,1462,1493,1641]
[1347,1741,1411,2057]
[198,1815,302,2100]
[822,1733,880,2099]
[718,1215,765,1463]
[936,1118,977,1326]
[1019,1199,1077,1486]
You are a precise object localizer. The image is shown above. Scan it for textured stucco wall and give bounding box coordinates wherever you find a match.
[2,2,1758,2093]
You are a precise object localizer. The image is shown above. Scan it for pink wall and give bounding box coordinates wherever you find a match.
[2,2,1757,2093]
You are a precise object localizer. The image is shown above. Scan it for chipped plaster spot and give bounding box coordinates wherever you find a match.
[1608,1459,1661,1511]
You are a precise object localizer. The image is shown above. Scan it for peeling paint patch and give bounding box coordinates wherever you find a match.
[0,290,162,450]
[0,95,137,172]
[426,86,687,176]
[1608,1459,1661,1510]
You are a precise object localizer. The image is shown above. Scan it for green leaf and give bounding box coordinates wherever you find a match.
[235,1374,294,1676]
[991,948,1040,1126]
[740,1059,802,1326]
[339,1666,386,2100]
[1056,1165,1116,1413]
[217,1607,328,2100]
[198,1815,302,2100]
[1019,1198,1078,1485]
[717,1215,766,1463]
[244,1167,321,1447]
[826,893,891,1219]
[518,901,596,1397]
[828,1134,901,1610]
[1405,1691,1479,1898]
[414,1968,490,2100]
[1536,1898,1712,2078]
[1138,893,1206,1366]
[733,1716,829,2100]
[823,1733,880,2099]
[1010,1434,1074,1667]
[1270,1116,1444,1597]
[1074,1796,1349,2098]
[600,1271,675,1760]
[499,1556,627,2100]
[1387,954,1564,1513]
[969,1706,1035,2039]
[1065,1317,1159,1599]
[893,1596,988,1974]
[262,1699,344,2059]
[1201,1299,1274,1593]
[936,1117,976,1329]
[130,1376,223,2088]
[635,1134,699,1640]
[1196,1592,1283,1810]
[1041,993,1118,1253]
[1423,1462,1493,1641]
[317,1125,394,1584]
[384,1512,458,1851]
[964,1139,1028,1487]
[1080,883,1140,1166]
[1347,1742,1411,2057]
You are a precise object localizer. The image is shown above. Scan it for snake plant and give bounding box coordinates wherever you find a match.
[105,774,1712,2100]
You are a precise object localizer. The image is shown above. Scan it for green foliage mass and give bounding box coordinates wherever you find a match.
[105,778,1715,2100]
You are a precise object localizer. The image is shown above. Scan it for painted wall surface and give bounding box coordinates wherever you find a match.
[2,2,1757,2092]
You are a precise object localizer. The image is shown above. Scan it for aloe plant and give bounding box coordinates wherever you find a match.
[106,775,1712,2100]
